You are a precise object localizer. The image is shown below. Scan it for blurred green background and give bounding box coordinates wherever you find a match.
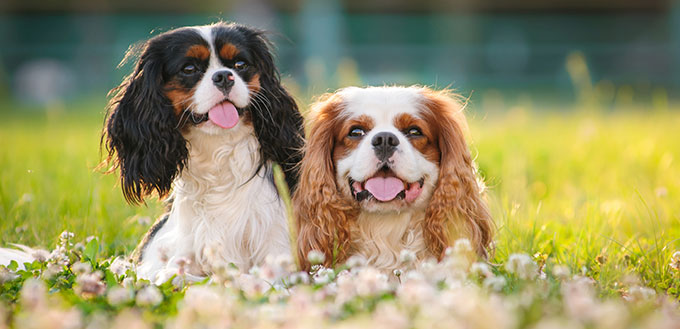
[0,0,678,110]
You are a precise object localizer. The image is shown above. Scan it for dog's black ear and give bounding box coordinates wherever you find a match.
[244,29,305,192]
[103,39,188,204]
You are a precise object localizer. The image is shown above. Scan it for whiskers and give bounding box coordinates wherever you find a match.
[247,86,275,125]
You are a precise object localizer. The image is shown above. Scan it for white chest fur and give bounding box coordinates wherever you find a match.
[136,124,291,283]
[350,210,429,271]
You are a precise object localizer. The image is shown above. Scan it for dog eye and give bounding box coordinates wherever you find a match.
[406,127,423,137]
[348,127,365,138]
[234,61,248,70]
[182,64,197,75]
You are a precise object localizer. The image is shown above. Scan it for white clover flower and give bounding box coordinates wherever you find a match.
[505,253,538,280]
[258,265,277,282]
[180,285,231,322]
[312,268,334,285]
[30,249,50,263]
[50,246,70,266]
[552,265,571,280]
[19,278,47,310]
[76,272,106,298]
[0,267,18,284]
[107,287,134,306]
[470,262,493,278]
[625,286,656,303]
[399,249,417,264]
[335,271,357,303]
[248,265,261,277]
[531,318,583,329]
[236,274,270,297]
[397,277,436,306]
[307,250,326,265]
[74,242,86,253]
[174,257,191,276]
[110,310,150,329]
[72,262,91,275]
[136,286,163,307]
[483,276,507,292]
[393,269,403,278]
[355,267,390,297]
[267,253,296,274]
[669,251,680,271]
[373,303,410,329]
[593,301,629,329]
[15,308,82,329]
[453,238,473,255]
[110,257,132,276]
[345,255,367,268]
[59,230,74,242]
[44,263,63,279]
[288,271,310,285]
[122,277,136,289]
[562,277,597,321]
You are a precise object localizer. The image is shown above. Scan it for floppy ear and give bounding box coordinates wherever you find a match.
[294,95,358,270]
[102,40,188,204]
[242,29,305,192]
[420,89,493,259]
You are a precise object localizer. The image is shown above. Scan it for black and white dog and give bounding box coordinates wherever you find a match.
[1,22,305,284]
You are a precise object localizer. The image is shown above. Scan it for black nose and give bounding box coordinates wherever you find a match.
[372,132,399,160]
[212,70,235,93]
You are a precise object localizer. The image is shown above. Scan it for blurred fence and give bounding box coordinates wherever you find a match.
[0,4,678,109]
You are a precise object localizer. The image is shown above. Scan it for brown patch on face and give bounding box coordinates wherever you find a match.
[247,73,261,93]
[185,45,210,60]
[394,113,440,164]
[219,43,240,60]
[332,115,375,163]
[164,80,194,116]
[240,110,253,126]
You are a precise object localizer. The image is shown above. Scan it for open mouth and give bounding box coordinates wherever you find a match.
[185,100,243,129]
[349,168,424,203]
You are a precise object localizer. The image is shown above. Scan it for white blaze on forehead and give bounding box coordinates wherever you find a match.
[190,25,251,113]
[338,86,424,124]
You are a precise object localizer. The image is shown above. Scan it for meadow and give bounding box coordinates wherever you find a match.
[1,97,679,328]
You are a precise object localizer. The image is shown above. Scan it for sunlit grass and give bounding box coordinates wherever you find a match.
[1,103,678,297]
[0,107,163,255]
[472,109,680,297]
[1,98,679,328]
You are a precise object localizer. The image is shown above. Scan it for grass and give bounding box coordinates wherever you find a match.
[1,100,679,327]
[0,105,163,255]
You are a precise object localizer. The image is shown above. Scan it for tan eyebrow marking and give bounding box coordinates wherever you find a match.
[219,43,240,60]
[185,45,210,60]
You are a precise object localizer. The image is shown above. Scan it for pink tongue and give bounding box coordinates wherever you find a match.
[208,102,239,129]
[364,177,405,202]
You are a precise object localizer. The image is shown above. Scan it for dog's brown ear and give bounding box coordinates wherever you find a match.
[419,88,493,259]
[294,94,357,270]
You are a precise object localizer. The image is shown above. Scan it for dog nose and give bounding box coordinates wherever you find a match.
[212,70,235,93]
[372,132,399,160]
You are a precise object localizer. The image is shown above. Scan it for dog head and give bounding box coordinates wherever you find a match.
[103,22,304,204]
[295,86,492,268]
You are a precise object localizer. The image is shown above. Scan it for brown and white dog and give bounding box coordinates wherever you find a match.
[294,86,493,271]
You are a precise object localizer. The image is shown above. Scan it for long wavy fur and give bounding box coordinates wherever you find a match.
[294,94,358,270]
[102,34,188,204]
[419,89,494,259]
